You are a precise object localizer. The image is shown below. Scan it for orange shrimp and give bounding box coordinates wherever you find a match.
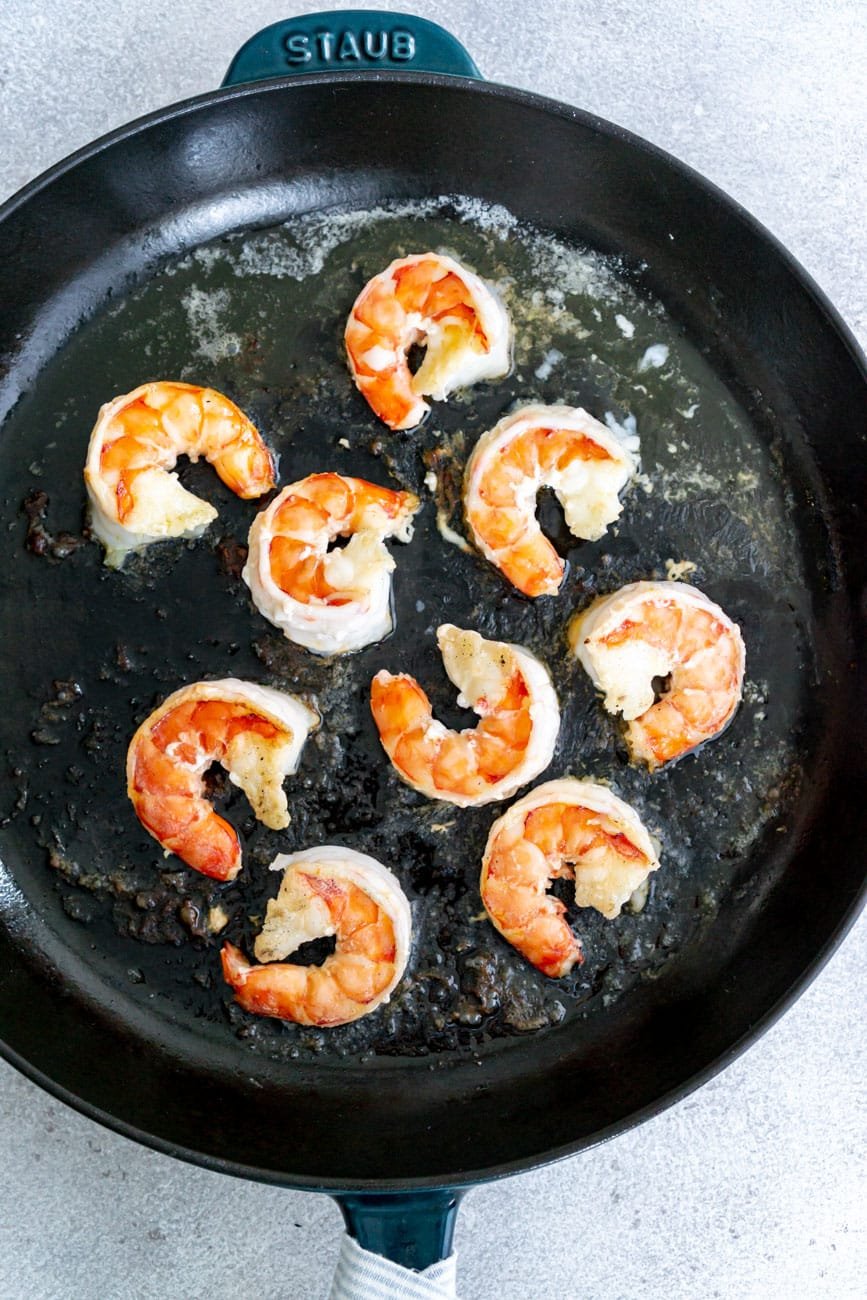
[570,581,746,768]
[464,404,635,596]
[370,624,559,807]
[126,679,317,881]
[243,472,420,654]
[220,847,411,1026]
[480,778,659,977]
[84,381,275,565]
[344,253,510,430]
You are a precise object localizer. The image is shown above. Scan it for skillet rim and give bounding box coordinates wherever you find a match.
[0,69,865,1191]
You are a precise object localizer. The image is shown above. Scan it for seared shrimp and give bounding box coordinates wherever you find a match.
[481,778,659,977]
[127,679,317,881]
[370,624,559,807]
[464,405,635,597]
[221,847,411,1026]
[344,253,511,430]
[570,581,746,769]
[84,382,275,566]
[243,472,420,655]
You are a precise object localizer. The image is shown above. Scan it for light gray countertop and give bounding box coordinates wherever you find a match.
[1,2,865,1297]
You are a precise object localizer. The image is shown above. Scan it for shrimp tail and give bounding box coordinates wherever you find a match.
[221,942,251,988]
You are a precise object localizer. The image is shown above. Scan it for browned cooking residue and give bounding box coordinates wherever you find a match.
[216,535,249,580]
[23,490,87,560]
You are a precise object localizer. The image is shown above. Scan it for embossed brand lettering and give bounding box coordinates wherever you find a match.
[285,34,311,64]
[337,30,361,60]
[285,27,417,66]
[391,31,415,61]
[362,31,388,59]
[315,30,335,60]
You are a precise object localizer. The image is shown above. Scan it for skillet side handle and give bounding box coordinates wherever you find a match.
[335,1188,464,1271]
[222,11,482,87]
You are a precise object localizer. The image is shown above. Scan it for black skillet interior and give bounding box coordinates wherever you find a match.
[1,75,866,1193]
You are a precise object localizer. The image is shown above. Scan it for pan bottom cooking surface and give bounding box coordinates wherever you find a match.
[0,196,811,1066]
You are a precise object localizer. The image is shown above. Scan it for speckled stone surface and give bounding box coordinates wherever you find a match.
[0,2,865,1297]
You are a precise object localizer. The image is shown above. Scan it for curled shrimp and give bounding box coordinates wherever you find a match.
[126,679,318,881]
[481,778,659,977]
[243,472,420,655]
[464,404,635,597]
[220,847,412,1026]
[344,253,511,430]
[84,381,275,566]
[570,580,746,769]
[370,624,559,807]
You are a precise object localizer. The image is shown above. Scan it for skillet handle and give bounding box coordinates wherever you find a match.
[334,1188,464,1271]
[222,11,482,87]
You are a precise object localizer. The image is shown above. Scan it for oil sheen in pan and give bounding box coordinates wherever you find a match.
[0,196,810,1064]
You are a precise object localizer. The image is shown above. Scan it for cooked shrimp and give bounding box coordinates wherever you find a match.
[370,624,559,807]
[220,846,412,1026]
[127,679,317,881]
[481,778,659,977]
[569,581,746,769]
[84,381,275,566]
[243,472,420,655]
[464,404,635,597]
[345,253,511,430]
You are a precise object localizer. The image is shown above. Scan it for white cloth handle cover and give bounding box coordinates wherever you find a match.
[328,1234,458,1299]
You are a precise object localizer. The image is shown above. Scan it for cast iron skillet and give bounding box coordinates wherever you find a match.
[1,10,866,1272]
